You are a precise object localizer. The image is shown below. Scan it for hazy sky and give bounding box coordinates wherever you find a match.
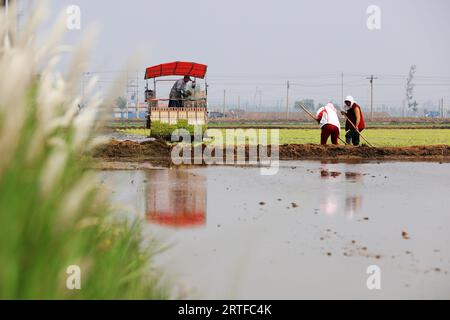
[36,0,450,110]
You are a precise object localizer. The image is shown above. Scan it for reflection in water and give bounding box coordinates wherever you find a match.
[345,196,363,217]
[320,193,339,216]
[319,167,341,216]
[343,172,364,218]
[318,166,364,218]
[344,172,363,182]
[320,170,342,178]
[145,170,207,228]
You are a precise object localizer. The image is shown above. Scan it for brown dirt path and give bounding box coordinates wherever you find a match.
[93,140,450,167]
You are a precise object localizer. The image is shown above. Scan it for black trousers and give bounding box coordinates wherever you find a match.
[168,100,183,108]
[346,130,361,146]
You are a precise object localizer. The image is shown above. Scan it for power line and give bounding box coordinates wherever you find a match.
[286,80,290,120]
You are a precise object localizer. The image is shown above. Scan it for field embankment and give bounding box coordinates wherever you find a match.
[93,140,450,167]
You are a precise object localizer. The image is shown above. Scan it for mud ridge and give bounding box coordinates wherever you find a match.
[93,140,450,167]
[93,139,172,167]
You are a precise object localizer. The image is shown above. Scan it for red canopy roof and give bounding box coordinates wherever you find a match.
[145,61,208,79]
[147,211,206,228]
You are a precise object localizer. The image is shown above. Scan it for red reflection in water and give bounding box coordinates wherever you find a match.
[145,170,206,228]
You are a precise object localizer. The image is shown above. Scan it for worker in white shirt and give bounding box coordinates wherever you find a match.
[315,103,341,145]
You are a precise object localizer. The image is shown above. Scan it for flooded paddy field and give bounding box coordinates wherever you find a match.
[98,161,450,299]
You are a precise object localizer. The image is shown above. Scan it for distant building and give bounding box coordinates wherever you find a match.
[425,111,440,118]
[113,102,147,119]
[209,111,225,119]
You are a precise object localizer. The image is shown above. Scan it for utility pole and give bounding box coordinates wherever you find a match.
[444,98,446,119]
[366,75,378,121]
[259,89,262,109]
[223,89,226,116]
[341,72,344,107]
[126,72,130,119]
[402,99,405,118]
[286,80,290,120]
[136,70,140,119]
[253,87,259,110]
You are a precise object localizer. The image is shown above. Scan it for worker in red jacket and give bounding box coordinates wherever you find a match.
[341,96,365,146]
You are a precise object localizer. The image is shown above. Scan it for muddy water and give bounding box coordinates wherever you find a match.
[98,161,450,299]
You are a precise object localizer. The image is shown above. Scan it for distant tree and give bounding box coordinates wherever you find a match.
[406,65,418,113]
[115,96,127,111]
